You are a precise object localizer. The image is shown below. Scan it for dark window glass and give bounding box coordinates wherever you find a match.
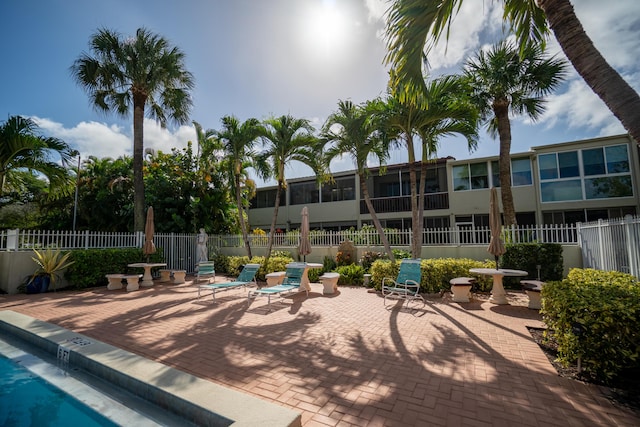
[290,181,319,205]
[539,154,558,180]
[511,158,532,185]
[470,163,488,189]
[491,160,500,187]
[582,148,606,176]
[540,179,582,202]
[584,176,633,199]
[605,145,630,173]
[453,165,470,191]
[321,177,355,202]
[558,151,579,178]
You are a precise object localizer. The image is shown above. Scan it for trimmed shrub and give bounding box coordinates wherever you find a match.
[226,255,294,282]
[541,268,640,383]
[501,243,563,287]
[65,248,163,289]
[370,258,493,293]
[336,264,365,286]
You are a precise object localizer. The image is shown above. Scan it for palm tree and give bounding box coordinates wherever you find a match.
[216,116,263,258]
[323,99,396,261]
[258,115,323,260]
[384,0,640,146]
[71,27,194,231]
[464,40,566,225]
[382,76,478,258]
[0,115,75,199]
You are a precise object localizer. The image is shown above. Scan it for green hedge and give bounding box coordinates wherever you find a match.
[541,268,640,383]
[64,248,164,289]
[501,243,563,287]
[370,258,494,293]
[225,255,294,281]
[335,264,365,286]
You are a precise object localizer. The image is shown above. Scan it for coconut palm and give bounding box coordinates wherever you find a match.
[323,99,396,261]
[71,27,194,231]
[0,115,75,199]
[384,0,640,145]
[257,115,324,260]
[463,40,566,225]
[216,116,264,258]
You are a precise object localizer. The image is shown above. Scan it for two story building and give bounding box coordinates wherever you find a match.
[248,134,640,232]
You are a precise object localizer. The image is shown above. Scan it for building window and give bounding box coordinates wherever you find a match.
[540,179,582,202]
[453,165,470,191]
[453,162,489,191]
[322,177,355,202]
[290,181,319,205]
[512,158,533,186]
[251,188,284,208]
[539,144,633,203]
[491,158,532,187]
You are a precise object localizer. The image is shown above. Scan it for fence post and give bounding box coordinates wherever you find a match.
[624,215,639,278]
[7,229,19,251]
[597,219,605,270]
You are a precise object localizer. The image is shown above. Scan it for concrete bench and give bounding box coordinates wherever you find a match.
[521,280,545,310]
[123,274,142,292]
[320,272,340,295]
[172,270,186,284]
[266,271,286,287]
[158,269,172,282]
[450,277,476,303]
[105,274,126,290]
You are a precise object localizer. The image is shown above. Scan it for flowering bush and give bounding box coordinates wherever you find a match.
[336,250,353,266]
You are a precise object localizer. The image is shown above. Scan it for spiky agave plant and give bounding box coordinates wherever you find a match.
[31,248,75,291]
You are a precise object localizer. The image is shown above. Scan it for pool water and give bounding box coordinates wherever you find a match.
[0,354,118,427]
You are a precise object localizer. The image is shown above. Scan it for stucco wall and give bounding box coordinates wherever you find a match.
[0,252,72,295]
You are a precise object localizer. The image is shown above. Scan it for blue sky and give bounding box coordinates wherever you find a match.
[1,0,639,185]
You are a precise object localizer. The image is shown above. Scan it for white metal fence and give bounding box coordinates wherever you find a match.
[577,215,640,278]
[2,224,581,273]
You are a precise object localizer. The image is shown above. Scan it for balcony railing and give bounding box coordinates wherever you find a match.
[360,192,449,214]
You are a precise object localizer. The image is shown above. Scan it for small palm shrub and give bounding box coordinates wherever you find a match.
[336,264,365,286]
[392,249,412,260]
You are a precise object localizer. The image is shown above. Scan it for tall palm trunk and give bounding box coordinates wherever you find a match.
[132,95,146,231]
[493,99,516,225]
[235,173,252,258]
[360,172,395,261]
[417,159,427,236]
[265,180,283,260]
[408,161,420,258]
[539,0,640,144]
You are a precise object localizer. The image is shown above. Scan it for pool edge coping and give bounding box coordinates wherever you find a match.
[0,310,302,427]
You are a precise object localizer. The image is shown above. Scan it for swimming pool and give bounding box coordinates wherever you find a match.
[0,310,302,427]
[0,353,118,426]
[0,338,165,427]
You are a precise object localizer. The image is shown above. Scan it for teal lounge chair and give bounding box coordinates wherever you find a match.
[198,263,260,302]
[195,261,216,284]
[381,259,424,308]
[247,262,308,309]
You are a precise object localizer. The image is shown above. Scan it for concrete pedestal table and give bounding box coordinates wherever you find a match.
[127,263,168,287]
[286,262,323,292]
[469,268,528,305]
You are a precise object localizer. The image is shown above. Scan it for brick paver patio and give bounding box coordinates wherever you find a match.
[1,277,638,426]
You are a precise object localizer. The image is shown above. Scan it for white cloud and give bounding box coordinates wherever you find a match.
[32,116,196,160]
[538,80,625,134]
